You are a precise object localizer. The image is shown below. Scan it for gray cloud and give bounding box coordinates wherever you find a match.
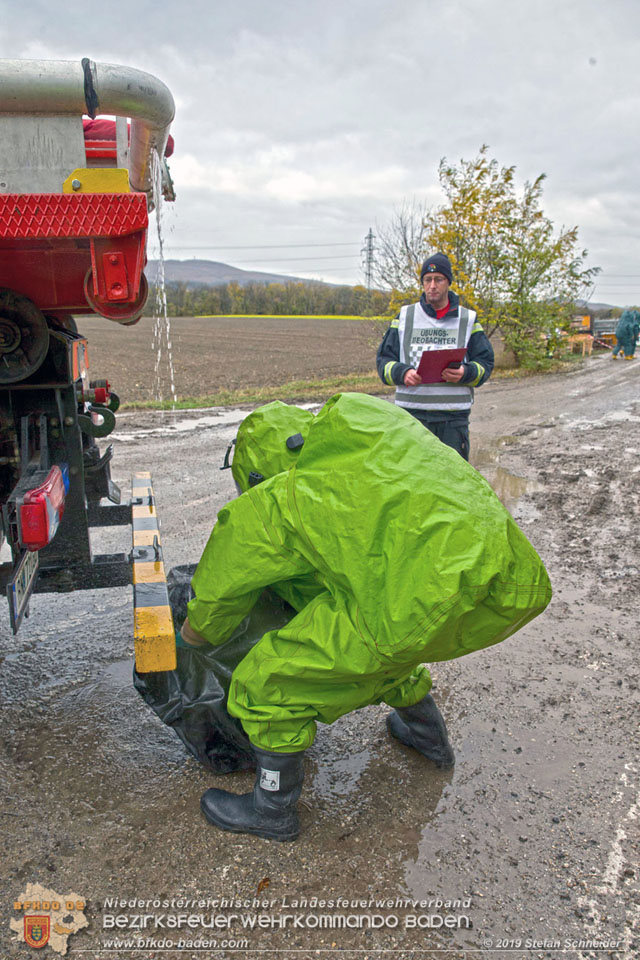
[1,0,639,302]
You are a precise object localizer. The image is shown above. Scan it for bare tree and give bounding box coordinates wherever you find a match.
[373,200,429,295]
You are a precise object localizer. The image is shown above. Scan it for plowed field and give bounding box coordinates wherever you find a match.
[76,315,386,403]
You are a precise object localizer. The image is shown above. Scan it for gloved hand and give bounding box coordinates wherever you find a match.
[176,618,208,649]
[175,629,195,650]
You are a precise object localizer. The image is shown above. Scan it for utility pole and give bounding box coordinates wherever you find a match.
[361,227,375,291]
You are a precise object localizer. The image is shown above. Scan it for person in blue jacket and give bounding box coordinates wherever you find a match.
[376,253,494,459]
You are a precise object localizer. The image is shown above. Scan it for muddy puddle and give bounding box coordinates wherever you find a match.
[311,743,373,802]
[114,402,320,442]
[472,436,544,510]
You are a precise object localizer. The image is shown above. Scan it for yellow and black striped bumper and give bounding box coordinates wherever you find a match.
[131,471,176,673]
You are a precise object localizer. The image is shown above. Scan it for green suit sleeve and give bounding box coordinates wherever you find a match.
[187,476,312,645]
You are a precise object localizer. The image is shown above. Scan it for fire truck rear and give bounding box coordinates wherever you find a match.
[0,57,177,672]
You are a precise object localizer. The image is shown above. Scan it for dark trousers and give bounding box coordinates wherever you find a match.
[424,420,470,461]
[407,409,471,460]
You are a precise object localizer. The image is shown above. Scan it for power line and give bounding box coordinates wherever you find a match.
[263,268,364,277]
[300,267,364,273]
[266,268,363,275]
[162,241,361,251]
[225,255,361,265]
[288,267,358,279]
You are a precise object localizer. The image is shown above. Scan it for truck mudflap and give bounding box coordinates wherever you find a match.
[131,471,176,673]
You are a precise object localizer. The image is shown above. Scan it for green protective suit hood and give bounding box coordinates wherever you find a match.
[190,393,552,753]
[231,401,314,493]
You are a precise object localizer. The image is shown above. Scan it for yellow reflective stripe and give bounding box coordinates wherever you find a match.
[134,605,177,672]
[132,471,152,497]
[132,529,162,546]
[132,503,157,519]
[133,561,167,584]
[390,317,399,329]
[132,475,153,499]
[383,361,396,385]
[472,322,484,334]
[131,470,174,673]
[470,361,485,386]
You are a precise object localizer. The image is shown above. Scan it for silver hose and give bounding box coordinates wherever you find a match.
[0,57,175,193]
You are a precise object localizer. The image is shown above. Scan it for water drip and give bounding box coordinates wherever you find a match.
[150,150,178,407]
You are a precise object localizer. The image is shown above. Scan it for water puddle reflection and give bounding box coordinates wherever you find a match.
[311,746,372,802]
[472,437,543,509]
[114,402,320,441]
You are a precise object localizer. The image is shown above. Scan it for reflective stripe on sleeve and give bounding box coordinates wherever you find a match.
[469,361,485,386]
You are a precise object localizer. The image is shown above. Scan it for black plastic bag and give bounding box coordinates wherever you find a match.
[134,564,295,774]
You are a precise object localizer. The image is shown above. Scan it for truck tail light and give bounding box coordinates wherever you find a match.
[19,465,68,551]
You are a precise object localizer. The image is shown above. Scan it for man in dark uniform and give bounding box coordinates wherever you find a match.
[376,252,494,460]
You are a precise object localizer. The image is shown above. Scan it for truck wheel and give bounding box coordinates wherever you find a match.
[0,289,50,384]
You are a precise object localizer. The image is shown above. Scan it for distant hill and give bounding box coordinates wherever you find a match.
[575,299,617,313]
[146,263,620,309]
[147,259,332,288]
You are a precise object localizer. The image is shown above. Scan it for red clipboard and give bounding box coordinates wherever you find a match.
[417,348,467,384]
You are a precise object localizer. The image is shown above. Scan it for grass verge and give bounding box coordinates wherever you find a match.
[120,356,582,411]
[121,373,386,410]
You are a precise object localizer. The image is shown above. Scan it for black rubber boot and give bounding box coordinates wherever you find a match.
[387,694,455,768]
[200,747,304,841]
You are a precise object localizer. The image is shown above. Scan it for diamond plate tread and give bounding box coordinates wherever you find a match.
[0,193,148,239]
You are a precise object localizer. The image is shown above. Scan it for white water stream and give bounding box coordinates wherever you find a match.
[150,150,178,406]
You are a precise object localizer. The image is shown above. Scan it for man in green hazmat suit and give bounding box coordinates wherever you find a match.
[180,392,552,842]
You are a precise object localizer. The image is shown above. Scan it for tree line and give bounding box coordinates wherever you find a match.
[157,279,392,318]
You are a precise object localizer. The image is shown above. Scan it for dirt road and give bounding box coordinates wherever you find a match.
[1,353,638,960]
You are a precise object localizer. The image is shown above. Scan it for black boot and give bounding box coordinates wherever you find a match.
[200,747,304,841]
[387,694,455,768]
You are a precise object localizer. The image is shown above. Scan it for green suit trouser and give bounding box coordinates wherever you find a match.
[226,591,432,753]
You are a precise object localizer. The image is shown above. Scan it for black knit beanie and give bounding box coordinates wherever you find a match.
[420,253,453,284]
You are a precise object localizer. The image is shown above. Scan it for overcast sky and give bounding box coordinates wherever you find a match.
[1,0,639,305]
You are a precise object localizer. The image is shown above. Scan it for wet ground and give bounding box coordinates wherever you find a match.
[1,353,638,960]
